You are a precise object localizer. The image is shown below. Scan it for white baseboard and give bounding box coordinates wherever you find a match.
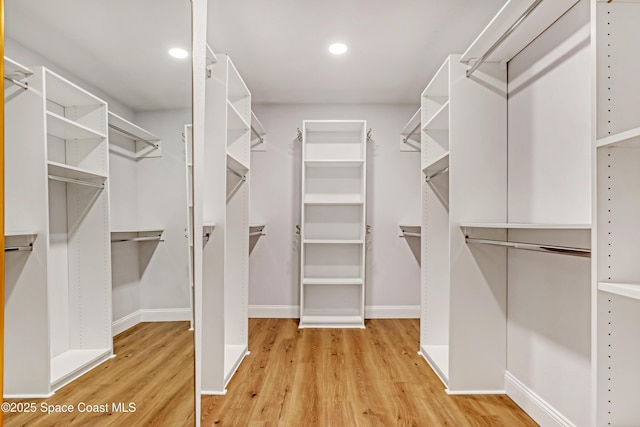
[505,371,575,427]
[112,308,191,336]
[248,305,420,319]
[364,305,420,318]
[201,389,227,396]
[4,392,55,399]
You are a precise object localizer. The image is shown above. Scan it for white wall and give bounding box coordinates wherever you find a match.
[506,1,592,425]
[249,103,421,316]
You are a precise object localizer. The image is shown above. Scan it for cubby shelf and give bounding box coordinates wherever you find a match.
[598,283,640,301]
[302,278,363,285]
[597,125,640,149]
[46,111,107,140]
[48,161,107,182]
[423,152,450,175]
[422,101,449,132]
[303,239,364,244]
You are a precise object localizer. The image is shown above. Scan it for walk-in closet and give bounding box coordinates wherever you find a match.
[3,0,640,426]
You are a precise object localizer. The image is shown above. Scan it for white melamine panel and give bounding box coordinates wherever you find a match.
[507,0,591,224]
[304,131,364,161]
[303,244,363,280]
[304,165,363,200]
[304,205,363,240]
[507,229,591,427]
[303,285,362,312]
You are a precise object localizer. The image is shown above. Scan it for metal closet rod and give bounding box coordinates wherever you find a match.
[251,125,264,144]
[425,167,449,182]
[401,230,421,237]
[111,236,163,243]
[227,166,247,181]
[465,237,591,258]
[402,122,421,144]
[48,175,104,189]
[466,0,544,78]
[5,244,33,252]
[109,124,159,149]
[4,75,28,90]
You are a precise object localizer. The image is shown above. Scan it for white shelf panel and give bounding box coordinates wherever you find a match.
[227,153,249,177]
[4,56,33,80]
[460,222,591,230]
[47,111,106,140]
[597,125,640,149]
[303,278,363,285]
[598,282,640,300]
[48,161,107,181]
[227,101,251,132]
[50,348,111,386]
[305,120,365,133]
[303,239,364,245]
[224,345,249,385]
[422,101,449,131]
[421,345,449,385]
[304,195,364,205]
[461,0,580,64]
[423,152,450,174]
[111,228,164,234]
[300,315,364,328]
[108,112,160,147]
[304,160,364,168]
[45,69,105,108]
[5,231,37,238]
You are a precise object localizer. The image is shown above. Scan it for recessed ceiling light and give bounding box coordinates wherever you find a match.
[169,48,189,59]
[328,43,348,55]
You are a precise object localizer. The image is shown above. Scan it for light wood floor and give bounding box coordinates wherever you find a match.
[4,321,194,427]
[202,318,538,426]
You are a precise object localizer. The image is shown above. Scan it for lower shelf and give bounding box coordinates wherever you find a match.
[598,282,640,300]
[50,348,111,391]
[420,344,449,386]
[299,314,365,329]
[224,344,249,387]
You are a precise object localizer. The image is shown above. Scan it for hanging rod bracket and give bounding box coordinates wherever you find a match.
[366,128,373,143]
[297,128,303,142]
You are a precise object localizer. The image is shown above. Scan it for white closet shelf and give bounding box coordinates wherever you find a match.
[305,120,366,133]
[399,225,421,237]
[5,231,37,238]
[420,345,449,385]
[422,58,450,97]
[300,315,364,328]
[111,229,164,243]
[422,101,450,132]
[227,101,251,132]
[401,108,421,145]
[48,161,107,182]
[423,152,450,174]
[303,278,363,285]
[304,160,364,167]
[249,224,266,237]
[303,239,364,244]
[47,111,107,140]
[50,348,111,388]
[304,195,364,205]
[598,283,640,300]
[597,125,640,149]
[108,112,161,149]
[460,222,591,230]
[461,0,579,64]
[227,153,249,178]
[44,68,105,108]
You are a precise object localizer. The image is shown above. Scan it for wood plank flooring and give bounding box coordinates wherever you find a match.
[4,321,194,427]
[202,318,538,426]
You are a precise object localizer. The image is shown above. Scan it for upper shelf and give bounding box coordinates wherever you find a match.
[597,125,640,149]
[45,68,106,108]
[47,112,107,140]
[460,222,591,230]
[108,112,161,152]
[48,161,107,182]
[461,0,580,65]
[304,160,363,168]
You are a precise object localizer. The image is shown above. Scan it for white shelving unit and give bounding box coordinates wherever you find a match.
[420,54,507,393]
[4,64,112,397]
[299,120,367,329]
[199,50,251,394]
[594,2,640,425]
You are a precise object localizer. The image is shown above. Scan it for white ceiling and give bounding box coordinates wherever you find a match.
[5,0,192,112]
[5,0,508,109]
[208,0,507,104]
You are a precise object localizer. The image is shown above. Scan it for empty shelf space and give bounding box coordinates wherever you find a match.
[227,153,249,178]
[597,125,640,149]
[305,160,364,167]
[108,112,160,149]
[47,111,106,140]
[45,69,106,108]
[422,101,449,131]
[303,278,363,285]
[227,101,251,132]
[423,152,450,175]
[303,239,364,245]
[460,222,592,230]
[224,345,249,385]
[304,195,364,205]
[598,283,640,300]
[50,348,111,387]
[421,345,449,385]
[48,161,107,181]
